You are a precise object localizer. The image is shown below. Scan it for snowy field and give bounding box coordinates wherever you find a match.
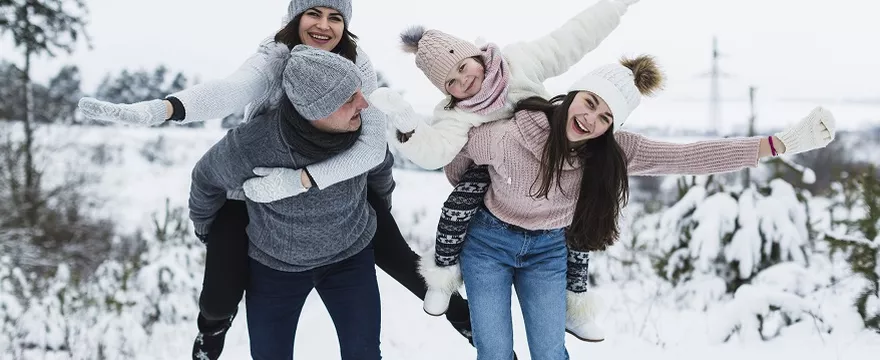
[2,122,880,359]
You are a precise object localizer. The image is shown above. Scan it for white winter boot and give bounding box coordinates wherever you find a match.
[565,290,606,342]
[418,251,463,316]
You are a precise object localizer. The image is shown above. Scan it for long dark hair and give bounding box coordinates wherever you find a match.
[274,13,359,63]
[515,94,630,252]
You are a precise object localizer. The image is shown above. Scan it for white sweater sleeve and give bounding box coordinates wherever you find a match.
[393,114,473,171]
[305,48,388,189]
[502,0,628,85]
[390,101,510,170]
[169,38,287,123]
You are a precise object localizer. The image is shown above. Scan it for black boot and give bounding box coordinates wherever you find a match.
[192,311,235,360]
[448,317,474,346]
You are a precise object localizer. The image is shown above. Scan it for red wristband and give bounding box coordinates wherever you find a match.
[768,136,778,157]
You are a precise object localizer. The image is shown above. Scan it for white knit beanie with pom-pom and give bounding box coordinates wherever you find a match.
[568,55,664,128]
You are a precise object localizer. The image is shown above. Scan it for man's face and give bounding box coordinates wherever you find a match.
[311,89,369,133]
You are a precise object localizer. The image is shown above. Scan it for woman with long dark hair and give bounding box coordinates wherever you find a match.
[442,55,836,359]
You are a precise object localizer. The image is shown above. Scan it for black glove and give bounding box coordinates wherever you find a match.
[195,231,209,245]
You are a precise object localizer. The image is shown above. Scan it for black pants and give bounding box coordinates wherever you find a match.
[199,200,250,321]
[198,190,472,334]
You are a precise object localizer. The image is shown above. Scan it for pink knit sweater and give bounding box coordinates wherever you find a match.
[445,110,762,230]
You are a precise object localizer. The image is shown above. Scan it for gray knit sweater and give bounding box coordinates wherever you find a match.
[170,38,386,190]
[189,109,395,272]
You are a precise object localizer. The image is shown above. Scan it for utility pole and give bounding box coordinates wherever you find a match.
[744,86,757,188]
[709,36,722,136]
[747,87,757,138]
[697,36,729,136]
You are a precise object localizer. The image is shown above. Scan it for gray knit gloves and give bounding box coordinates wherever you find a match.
[78,97,168,126]
[243,167,309,203]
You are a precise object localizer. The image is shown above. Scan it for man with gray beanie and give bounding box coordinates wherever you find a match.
[189,45,392,360]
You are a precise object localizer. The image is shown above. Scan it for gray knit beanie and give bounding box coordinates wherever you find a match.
[284,0,353,25]
[283,45,362,121]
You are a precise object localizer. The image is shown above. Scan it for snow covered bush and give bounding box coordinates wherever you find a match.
[0,199,204,359]
[645,174,832,341]
[69,200,201,358]
[591,203,661,285]
[0,255,27,358]
[137,199,202,331]
[15,264,79,359]
[0,127,116,281]
[140,135,174,167]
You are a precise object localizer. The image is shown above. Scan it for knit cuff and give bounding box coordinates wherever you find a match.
[566,250,591,293]
[304,169,317,190]
[165,96,186,122]
[727,136,762,168]
[777,129,816,156]
[193,221,212,239]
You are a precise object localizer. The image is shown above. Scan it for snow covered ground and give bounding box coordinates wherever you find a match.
[4,123,880,359]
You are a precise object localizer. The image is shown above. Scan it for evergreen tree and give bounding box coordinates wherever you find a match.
[36,64,82,124]
[0,0,91,224]
[0,61,25,120]
[826,166,880,332]
[649,174,830,341]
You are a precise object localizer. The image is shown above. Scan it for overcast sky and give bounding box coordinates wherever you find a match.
[3,0,879,132]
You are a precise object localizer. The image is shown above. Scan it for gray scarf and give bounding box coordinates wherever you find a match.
[278,96,361,162]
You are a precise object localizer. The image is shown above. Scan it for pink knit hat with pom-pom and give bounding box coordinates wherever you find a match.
[400,26,482,95]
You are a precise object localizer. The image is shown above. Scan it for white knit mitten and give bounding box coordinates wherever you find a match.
[242,167,308,203]
[619,0,640,6]
[369,87,419,133]
[774,106,836,155]
[78,97,168,126]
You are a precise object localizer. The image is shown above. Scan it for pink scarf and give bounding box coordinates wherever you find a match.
[456,43,510,116]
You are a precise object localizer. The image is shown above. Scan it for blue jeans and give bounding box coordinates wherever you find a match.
[461,208,569,360]
[245,244,381,360]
